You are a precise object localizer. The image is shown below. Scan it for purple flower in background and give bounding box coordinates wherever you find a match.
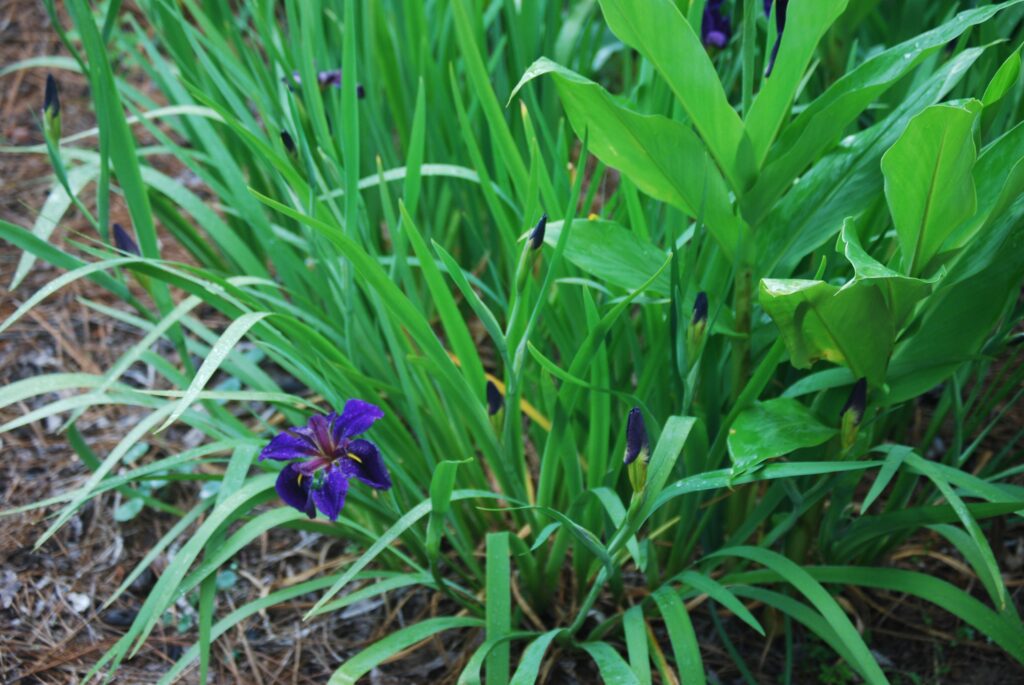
[764,0,773,16]
[702,0,731,48]
[259,399,391,521]
[287,69,366,98]
[765,0,789,77]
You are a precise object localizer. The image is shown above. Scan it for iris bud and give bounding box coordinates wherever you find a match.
[840,378,867,453]
[624,407,650,493]
[281,131,295,154]
[113,223,141,256]
[528,213,548,251]
[685,291,709,364]
[43,73,61,142]
[486,380,504,417]
[516,212,548,292]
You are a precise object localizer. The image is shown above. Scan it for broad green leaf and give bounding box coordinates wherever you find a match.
[595,0,753,191]
[744,2,1022,220]
[513,58,743,257]
[888,183,1024,402]
[757,47,985,276]
[945,119,1024,254]
[837,220,933,326]
[542,219,669,294]
[982,47,1022,108]
[759,278,894,385]
[745,0,849,165]
[727,398,836,472]
[882,101,981,276]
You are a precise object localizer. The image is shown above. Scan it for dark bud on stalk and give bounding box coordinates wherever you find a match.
[685,291,709,366]
[43,73,62,141]
[281,131,295,154]
[691,291,708,326]
[528,213,548,251]
[113,223,141,256]
[486,380,504,417]
[840,378,867,453]
[624,407,650,493]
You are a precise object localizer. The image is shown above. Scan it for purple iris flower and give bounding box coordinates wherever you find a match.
[765,0,789,77]
[259,399,391,521]
[702,0,731,48]
[287,69,366,98]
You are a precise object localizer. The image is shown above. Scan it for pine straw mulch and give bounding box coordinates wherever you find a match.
[2,2,1024,684]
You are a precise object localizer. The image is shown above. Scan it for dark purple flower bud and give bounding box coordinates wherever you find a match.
[259,399,390,521]
[281,130,295,153]
[43,73,61,141]
[529,213,547,250]
[765,0,789,77]
[841,378,867,427]
[764,0,773,16]
[692,291,708,326]
[702,0,731,48]
[44,74,60,118]
[486,380,503,416]
[113,223,140,256]
[624,407,650,466]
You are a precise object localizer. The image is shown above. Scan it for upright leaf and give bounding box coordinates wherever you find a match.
[596,0,754,191]
[881,101,981,276]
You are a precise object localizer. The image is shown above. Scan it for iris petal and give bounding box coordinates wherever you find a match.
[260,427,319,461]
[275,464,315,518]
[348,439,392,490]
[312,468,349,521]
[333,399,385,441]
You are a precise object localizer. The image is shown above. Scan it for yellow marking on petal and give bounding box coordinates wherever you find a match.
[348,453,362,464]
[297,474,303,484]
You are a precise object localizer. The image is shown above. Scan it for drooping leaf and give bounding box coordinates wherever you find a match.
[837,219,933,326]
[759,278,894,385]
[728,398,837,473]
